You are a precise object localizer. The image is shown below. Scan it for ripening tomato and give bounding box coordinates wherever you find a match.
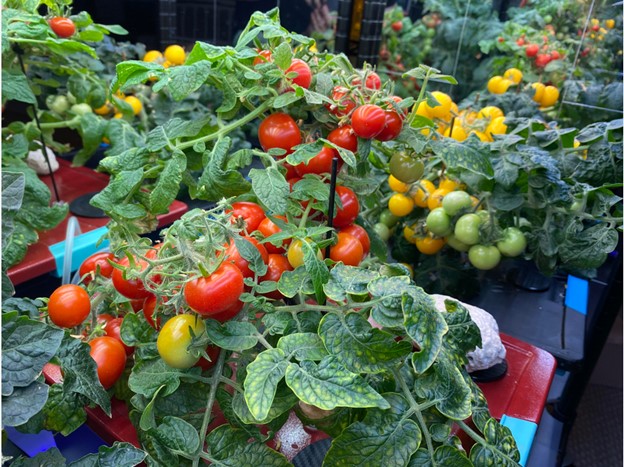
[195,345,221,371]
[253,49,272,66]
[49,17,76,38]
[48,284,91,328]
[375,110,403,141]
[287,239,323,269]
[295,146,342,176]
[415,235,446,255]
[142,295,161,329]
[227,201,266,232]
[351,105,386,139]
[112,256,153,300]
[260,254,293,299]
[326,86,356,117]
[328,125,358,152]
[258,113,301,154]
[79,252,115,284]
[157,314,206,369]
[258,215,291,253]
[105,318,134,355]
[333,186,360,228]
[329,232,364,266]
[89,336,127,389]
[339,224,370,255]
[285,58,312,89]
[223,237,269,278]
[184,263,245,316]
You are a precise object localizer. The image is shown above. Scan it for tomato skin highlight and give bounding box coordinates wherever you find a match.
[157,314,206,369]
[48,284,91,328]
[258,113,301,153]
[260,254,294,299]
[112,256,153,300]
[351,105,386,139]
[184,263,245,316]
[329,232,364,266]
[339,224,370,255]
[223,236,269,279]
[105,318,134,355]
[79,252,115,284]
[89,336,127,389]
[328,125,358,152]
[49,17,76,38]
[332,186,360,228]
[227,201,266,232]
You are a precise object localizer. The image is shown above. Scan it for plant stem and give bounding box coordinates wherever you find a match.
[298,202,314,229]
[36,116,80,129]
[193,348,228,467]
[177,99,272,150]
[457,420,520,465]
[256,333,274,349]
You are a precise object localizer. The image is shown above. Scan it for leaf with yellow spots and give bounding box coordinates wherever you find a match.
[243,349,288,421]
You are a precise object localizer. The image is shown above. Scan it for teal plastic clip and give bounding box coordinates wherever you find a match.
[49,225,109,279]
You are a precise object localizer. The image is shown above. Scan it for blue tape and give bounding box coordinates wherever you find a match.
[565,275,589,315]
[49,226,109,277]
[5,427,57,458]
[500,415,538,466]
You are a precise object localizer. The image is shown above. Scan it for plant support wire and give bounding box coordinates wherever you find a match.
[448,0,472,95]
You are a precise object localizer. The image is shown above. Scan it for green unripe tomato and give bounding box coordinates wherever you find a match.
[544,14,553,24]
[468,245,501,270]
[496,227,527,257]
[454,213,481,246]
[71,103,93,116]
[157,314,206,369]
[442,190,472,216]
[446,233,470,252]
[389,153,424,184]
[373,222,391,242]
[379,209,400,228]
[48,95,69,114]
[426,207,452,236]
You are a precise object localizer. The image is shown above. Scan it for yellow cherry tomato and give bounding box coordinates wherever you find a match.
[287,239,323,269]
[162,60,173,69]
[94,102,111,116]
[531,82,545,103]
[415,235,446,255]
[143,50,163,63]
[444,125,467,141]
[124,96,143,116]
[449,102,459,118]
[487,116,508,136]
[388,174,410,193]
[573,139,581,148]
[605,19,615,29]
[415,101,432,119]
[478,106,504,121]
[472,130,493,142]
[412,179,436,208]
[157,314,205,369]
[164,45,185,65]
[503,68,523,84]
[424,91,452,119]
[540,86,560,108]
[388,193,415,217]
[403,224,417,244]
[427,188,450,210]
[113,112,123,119]
[438,177,461,192]
[487,76,512,94]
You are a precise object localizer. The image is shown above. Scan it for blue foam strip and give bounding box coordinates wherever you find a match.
[5,427,57,458]
[49,226,109,277]
[500,415,538,466]
[565,275,589,315]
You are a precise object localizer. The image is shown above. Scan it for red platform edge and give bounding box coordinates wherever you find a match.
[41,333,556,452]
[8,159,187,286]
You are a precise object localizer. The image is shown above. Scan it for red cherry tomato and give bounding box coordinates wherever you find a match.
[142,295,161,329]
[258,215,291,254]
[209,299,244,322]
[351,104,386,139]
[130,298,145,313]
[287,177,302,191]
[375,110,403,141]
[328,125,358,152]
[283,162,299,179]
[258,113,301,154]
[260,254,293,300]
[326,86,355,117]
[551,50,561,60]
[195,345,222,371]
[48,284,91,328]
[105,318,134,355]
[49,17,76,38]
[97,313,115,326]
[339,224,370,255]
[253,49,272,66]
[329,232,364,266]
[184,263,245,316]
[223,236,269,278]
[333,186,360,228]
[285,58,312,89]
[112,256,153,300]
[89,336,127,389]
[389,96,407,119]
[227,201,266,232]
[295,146,342,176]
[535,53,552,67]
[516,37,525,46]
[391,21,403,32]
[525,44,539,57]
[79,252,115,284]
[353,72,382,90]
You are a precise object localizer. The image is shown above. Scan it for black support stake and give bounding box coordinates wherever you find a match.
[325,157,340,259]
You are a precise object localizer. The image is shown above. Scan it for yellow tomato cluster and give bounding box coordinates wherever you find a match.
[143,44,186,68]
[590,18,616,41]
[93,91,143,118]
[487,67,523,95]
[530,83,560,108]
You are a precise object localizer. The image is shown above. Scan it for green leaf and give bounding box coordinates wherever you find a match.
[166,61,212,101]
[273,91,303,108]
[272,42,292,70]
[204,319,258,351]
[367,275,414,328]
[233,235,268,276]
[469,418,520,466]
[440,299,482,366]
[277,267,315,298]
[290,176,330,202]
[244,348,288,421]
[277,333,328,361]
[56,334,111,416]
[1,312,64,395]
[196,137,251,200]
[120,312,156,346]
[285,356,389,411]
[286,140,325,166]
[150,416,200,456]
[232,383,298,425]
[90,168,143,215]
[2,381,49,427]
[40,383,88,436]
[301,239,329,304]
[409,445,472,467]
[10,448,66,466]
[206,425,291,466]
[68,442,146,467]
[128,358,183,399]
[403,292,448,374]
[2,69,36,104]
[430,138,494,178]
[319,313,412,373]
[323,263,380,301]
[559,222,619,270]
[325,393,421,467]
[249,166,289,215]
[263,310,321,336]
[2,172,25,212]
[74,113,107,166]
[1,297,44,319]
[149,150,187,214]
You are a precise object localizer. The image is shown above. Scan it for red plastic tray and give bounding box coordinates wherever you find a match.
[8,159,188,285]
[42,333,556,454]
